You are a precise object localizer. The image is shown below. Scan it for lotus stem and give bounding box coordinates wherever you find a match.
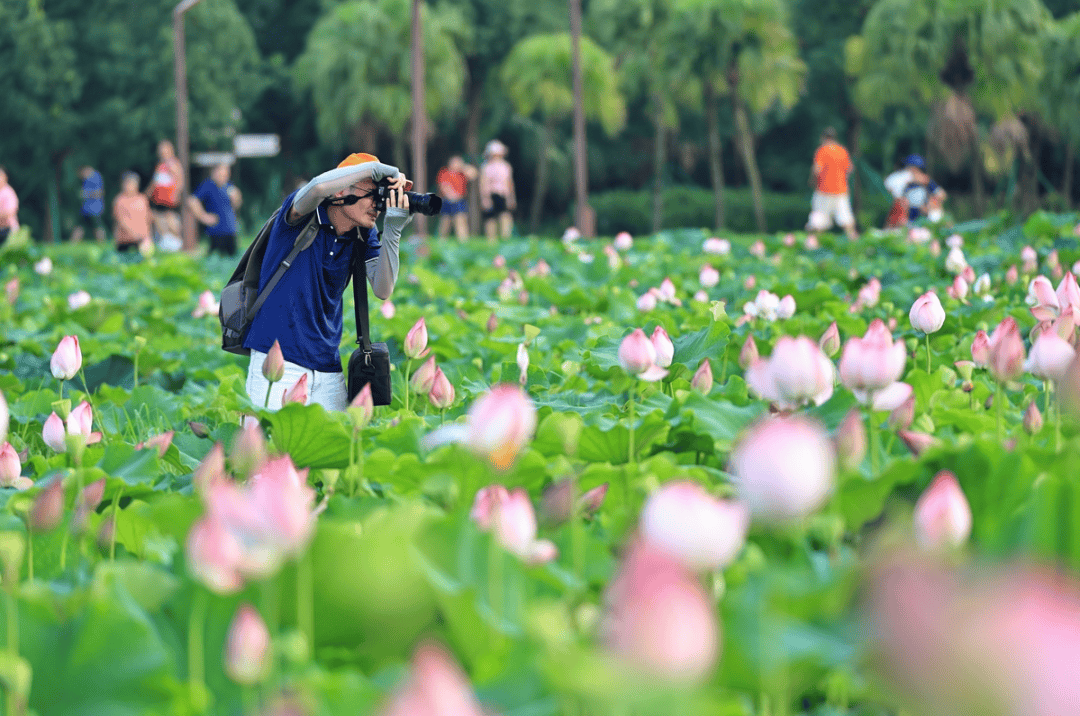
[5,587,18,716]
[297,551,314,656]
[996,382,1004,442]
[627,382,636,466]
[188,588,209,714]
[925,333,932,374]
[263,380,273,409]
[403,360,411,413]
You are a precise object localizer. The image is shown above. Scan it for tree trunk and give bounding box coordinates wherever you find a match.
[704,84,726,230]
[652,102,666,233]
[409,0,428,237]
[1063,139,1074,210]
[847,113,862,222]
[733,96,765,232]
[1024,129,1041,215]
[568,0,593,237]
[971,133,984,217]
[529,119,553,234]
[464,85,483,237]
[392,135,406,174]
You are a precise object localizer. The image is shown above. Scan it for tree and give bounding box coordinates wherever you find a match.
[1040,12,1080,207]
[296,0,468,170]
[501,33,625,233]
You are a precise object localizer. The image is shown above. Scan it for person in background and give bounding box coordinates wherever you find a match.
[147,139,184,250]
[897,154,946,224]
[883,160,914,228]
[72,166,106,243]
[436,155,477,241]
[806,127,858,240]
[112,172,153,254]
[479,140,516,242]
[188,162,242,257]
[0,167,18,247]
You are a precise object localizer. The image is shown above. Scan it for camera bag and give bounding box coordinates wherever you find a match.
[347,249,392,406]
[219,210,321,355]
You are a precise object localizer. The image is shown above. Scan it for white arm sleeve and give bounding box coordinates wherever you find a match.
[291,161,401,219]
[367,207,410,299]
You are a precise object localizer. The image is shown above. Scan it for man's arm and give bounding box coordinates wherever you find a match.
[367,185,412,300]
[186,195,219,226]
[228,184,242,210]
[288,161,402,223]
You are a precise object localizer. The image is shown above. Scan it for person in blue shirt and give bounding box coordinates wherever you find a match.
[72,166,105,243]
[242,152,412,412]
[899,154,947,224]
[188,162,243,256]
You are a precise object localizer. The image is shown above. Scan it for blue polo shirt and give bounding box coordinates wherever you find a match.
[243,190,381,373]
[81,171,103,217]
[193,179,239,237]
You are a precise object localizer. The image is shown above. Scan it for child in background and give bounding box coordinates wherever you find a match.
[113,172,153,254]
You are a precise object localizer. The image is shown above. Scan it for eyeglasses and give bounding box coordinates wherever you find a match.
[328,187,377,207]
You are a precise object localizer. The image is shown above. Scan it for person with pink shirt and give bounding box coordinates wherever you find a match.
[0,167,19,246]
[479,140,516,242]
[112,172,153,254]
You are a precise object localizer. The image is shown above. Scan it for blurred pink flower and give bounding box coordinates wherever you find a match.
[1021,245,1038,273]
[888,392,916,428]
[186,516,245,594]
[230,420,268,479]
[380,300,396,319]
[899,429,936,456]
[30,479,65,532]
[50,335,82,380]
[404,317,430,359]
[281,373,308,406]
[377,641,486,716]
[192,290,219,318]
[640,481,748,571]
[819,321,841,357]
[745,336,834,410]
[614,231,633,251]
[691,359,713,393]
[349,383,375,428]
[777,294,796,319]
[136,430,174,457]
[914,471,971,549]
[947,275,968,302]
[193,443,226,494]
[944,247,967,274]
[743,274,756,290]
[693,289,709,303]
[0,442,22,488]
[33,257,52,276]
[1025,328,1075,381]
[66,400,102,446]
[636,289,659,312]
[1027,276,1060,321]
[1005,264,1019,285]
[411,355,438,394]
[839,320,907,397]
[466,385,537,471]
[960,265,976,285]
[429,368,455,409]
[562,227,581,243]
[970,330,990,366]
[658,278,677,303]
[1024,402,1043,434]
[650,326,674,368]
[836,408,866,470]
[988,317,1026,382]
[699,264,719,288]
[492,254,506,268]
[492,487,557,564]
[738,334,759,369]
[730,416,835,522]
[782,232,796,247]
[4,277,17,305]
[42,412,67,452]
[805,234,820,250]
[225,604,271,685]
[702,237,730,254]
[67,290,91,310]
[619,328,668,381]
[470,485,510,531]
[485,312,498,333]
[749,239,767,258]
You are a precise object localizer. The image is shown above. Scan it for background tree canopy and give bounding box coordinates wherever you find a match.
[2,0,1079,240]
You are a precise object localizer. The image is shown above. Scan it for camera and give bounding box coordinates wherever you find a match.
[374,178,443,216]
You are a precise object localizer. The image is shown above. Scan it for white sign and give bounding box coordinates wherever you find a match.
[234,134,280,157]
[192,152,236,167]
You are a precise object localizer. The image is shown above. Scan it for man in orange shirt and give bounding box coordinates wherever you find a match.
[806,127,857,240]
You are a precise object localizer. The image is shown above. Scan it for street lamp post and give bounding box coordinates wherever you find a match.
[568,0,594,237]
[174,0,207,253]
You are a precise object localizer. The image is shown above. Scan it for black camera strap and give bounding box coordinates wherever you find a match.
[351,243,374,360]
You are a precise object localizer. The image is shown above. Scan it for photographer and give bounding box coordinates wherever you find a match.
[243,153,412,411]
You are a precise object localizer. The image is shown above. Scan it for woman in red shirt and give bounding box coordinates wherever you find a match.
[146,139,184,249]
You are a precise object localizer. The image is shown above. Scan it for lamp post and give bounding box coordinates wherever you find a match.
[174,0,207,253]
[568,0,594,237]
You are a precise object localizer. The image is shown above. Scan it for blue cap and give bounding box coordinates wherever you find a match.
[904,154,926,170]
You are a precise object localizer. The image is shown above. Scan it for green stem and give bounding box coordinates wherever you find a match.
[110,488,123,561]
[188,588,209,714]
[403,361,411,413]
[59,530,68,572]
[263,380,274,410]
[868,410,880,478]
[925,333,932,374]
[25,529,32,583]
[996,382,1004,443]
[133,349,140,390]
[628,382,636,466]
[297,552,314,656]
[5,588,18,716]
[79,367,91,406]
[1056,389,1063,454]
[719,351,729,385]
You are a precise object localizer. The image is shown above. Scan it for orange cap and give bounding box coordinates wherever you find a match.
[337,152,380,168]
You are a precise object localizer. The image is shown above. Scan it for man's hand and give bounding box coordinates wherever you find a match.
[383,175,411,213]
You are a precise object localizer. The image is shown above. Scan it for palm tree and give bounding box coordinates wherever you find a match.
[295,0,467,165]
[1040,12,1080,208]
[501,33,625,234]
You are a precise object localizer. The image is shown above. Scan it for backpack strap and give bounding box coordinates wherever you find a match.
[246,211,321,321]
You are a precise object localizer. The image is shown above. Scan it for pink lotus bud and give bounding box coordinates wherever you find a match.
[378,641,486,716]
[691,359,713,393]
[747,336,834,409]
[743,274,756,290]
[960,265,976,285]
[30,479,65,532]
[50,335,82,380]
[225,604,271,685]
[1023,402,1043,434]
[928,239,941,256]
[281,373,308,406]
[230,420,268,478]
[404,317,429,359]
[650,326,674,368]
[1047,249,1061,268]
[1025,329,1075,381]
[614,232,633,251]
[899,429,935,456]
[349,383,375,427]
[738,334,759,369]
[945,233,964,249]
[1006,264,1020,285]
[428,368,455,409]
[67,290,91,310]
[492,487,557,564]
[951,275,969,301]
[1057,272,1080,312]
[702,237,730,254]
[137,431,174,457]
[193,443,226,493]
[973,273,992,296]
[262,340,285,383]
[988,317,1026,382]
[579,483,608,516]
[782,232,796,247]
[839,320,907,395]
[485,312,498,333]
[188,421,210,438]
[910,292,946,333]
[380,300,396,319]
[636,290,658,312]
[658,278,677,303]
[602,539,719,683]
[540,480,574,524]
[80,477,106,511]
[913,471,971,549]
[1027,276,1059,321]
[619,329,667,381]
[889,394,916,429]
[192,290,219,318]
[465,385,537,471]
[66,400,100,445]
[516,343,529,385]
[562,226,581,243]
[33,257,52,275]
[640,481,748,571]
[698,265,719,288]
[749,239,767,258]
[470,485,510,530]
[493,254,506,268]
[971,330,991,366]
[776,294,796,320]
[4,278,17,305]
[836,408,866,470]
[805,234,820,250]
[819,322,841,357]
[0,443,21,487]
[185,516,244,594]
[730,416,835,523]
[944,247,967,274]
[43,412,67,452]
[410,355,438,394]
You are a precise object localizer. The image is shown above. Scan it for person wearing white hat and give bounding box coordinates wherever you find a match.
[480,140,516,241]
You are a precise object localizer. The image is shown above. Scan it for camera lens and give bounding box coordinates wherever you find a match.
[405,192,443,216]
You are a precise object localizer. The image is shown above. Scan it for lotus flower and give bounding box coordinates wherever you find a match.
[186,516,245,594]
[739,335,759,369]
[67,290,91,310]
[819,322,841,357]
[899,429,936,456]
[30,480,65,532]
[410,355,438,394]
[33,257,52,275]
[614,232,633,251]
[428,368,455,409]
[650,326,674,368]
[66,400,102,446]
[640,481,748,571]
[225,604,271,685]
[836,408,867,470]
[838,320,907,399]
[987,317,1026,383]
[0,443,23,488]
[562,227,581,243]
[947,275,968,301]
[658,278,677,303]
[42,412,67,452]
[470,485,510,530]
[4,278,17,305]
[729,416,835,523]
[491,487,557,564]
[466,385,537,470]
[376,641,486,716]
[192,290,219,318]
[944,247,967,274]
[404,317,430,359]
[136,431,174,457]
[1025,329,1075,381]
[699,265,719,288]
[619,329,668,381]
[1027,276,1060,321]
[910,292,946,333]
[348,383,375,428]
[516,343,529,385]
[1023,402,1043,434]
[261,340,285,383]
[971,330,991,366]
[702,237,730,254]
[230,420,268,479]
[636,289,659,312]
[50,335,82,380]
[193,443,226,494]
[281,373,308,406]
[776,294,796,319]
[914,471,971,549]
[973,273,992,298]
[380,300,396,319]
[0,390,6,446]
[745,336,834,410]
[691,359,713,393]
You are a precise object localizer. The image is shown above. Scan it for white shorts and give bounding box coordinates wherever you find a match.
[245,350,348,412]
[808,191,855,229]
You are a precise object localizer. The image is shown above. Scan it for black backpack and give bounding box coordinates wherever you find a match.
[219,210,321,355]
